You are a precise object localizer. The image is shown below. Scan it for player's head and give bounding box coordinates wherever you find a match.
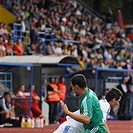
[71,74,87,89]
[70,74,87,96]
[105,87,123,109]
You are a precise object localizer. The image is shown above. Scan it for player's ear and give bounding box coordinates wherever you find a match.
[75,84,80,90]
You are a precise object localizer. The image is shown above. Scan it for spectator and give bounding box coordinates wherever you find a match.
[68,87,77,97]
[46,41,56,55]
[47,77,60,124]
[117,77,131,120]
[13,38,24,55]
[16,85,25,97]
[24,42,37,55]
[55,42,63,55]
[36,43,46,55]
[29,84,44,117]
[0,36,6,56]
[41,78,47,101]
[127,75,133,118]
[56,76,67,121]
[0,92,15,118]
[16,85,33,117]
[4,39,14,55]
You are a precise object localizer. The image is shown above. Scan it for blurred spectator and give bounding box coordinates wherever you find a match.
[36,43,46,55]
[24,42,37,55]
[4,39,14,55]
[123,59,131,70]
[56,76,66,121]
[13,38,24,55]
[63,44,71,55]
[16,85,33,117]
[47,77,60,124]
[41,78,47,101]
[29,26,38,43]
[128,30,133,41]
[127,75,133,118]
[117,77,131,120]
[0,92,15,119]
[55,42,63,55]
[68,87,76,97]
[29,84,44,117]
[16,85,26,97]
[103,47,113,60]
[0,36,6,56]
[46,41,56,55]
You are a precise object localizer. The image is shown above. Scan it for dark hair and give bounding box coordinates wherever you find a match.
[59,76,64,81]
[70,74,87,89]
[29,84,34,88]
[3,92,10,97]
[105,87,123,102]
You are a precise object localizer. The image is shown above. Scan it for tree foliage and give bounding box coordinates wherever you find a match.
[82,0,132,23]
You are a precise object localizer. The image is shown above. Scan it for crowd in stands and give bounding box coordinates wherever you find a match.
[0,0,133,124]
[0,0,132,72]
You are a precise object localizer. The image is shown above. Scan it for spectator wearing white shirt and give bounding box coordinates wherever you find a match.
[0,92,15,119]
[55,42,63,55]
[103,48,113,60]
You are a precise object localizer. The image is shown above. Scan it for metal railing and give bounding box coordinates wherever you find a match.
[0,72,12,96]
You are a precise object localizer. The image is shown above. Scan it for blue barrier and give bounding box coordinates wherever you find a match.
[0,63,33,117]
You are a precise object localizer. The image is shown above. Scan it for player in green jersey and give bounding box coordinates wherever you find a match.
[60,74,106,133]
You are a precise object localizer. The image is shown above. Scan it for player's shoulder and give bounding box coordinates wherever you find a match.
[99,99,109,107]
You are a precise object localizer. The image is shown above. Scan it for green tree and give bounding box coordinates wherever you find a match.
[83,0,132,23]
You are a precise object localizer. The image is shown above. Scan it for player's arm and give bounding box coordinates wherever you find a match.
[104,123,110,133]
[60,100,90,124]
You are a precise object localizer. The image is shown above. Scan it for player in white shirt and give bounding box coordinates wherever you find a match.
[53,87,122,133]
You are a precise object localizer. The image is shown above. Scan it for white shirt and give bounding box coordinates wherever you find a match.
[0,97,11,112]
[121,84,127,93]
[53,110,84,133]
[99,99,111,123]
[54,99,110,133]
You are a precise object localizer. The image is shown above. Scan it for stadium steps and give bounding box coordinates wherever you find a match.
[77,0,105,21]
[0,5,16,31]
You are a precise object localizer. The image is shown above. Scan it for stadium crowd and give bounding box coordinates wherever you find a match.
[0,0,133,71]
[0,0,133,122]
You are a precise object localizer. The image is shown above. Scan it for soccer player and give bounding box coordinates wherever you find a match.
[99,87,122,133]
[54,86,122,133]
[58,74,106,133]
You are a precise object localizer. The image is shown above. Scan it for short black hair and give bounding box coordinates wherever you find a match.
[70,74,87,89]
[3,92,10,97]
[105,87,123,102]
[59,76,64,81]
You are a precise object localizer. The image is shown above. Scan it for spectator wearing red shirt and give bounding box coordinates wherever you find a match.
[16,85,33,117]
[128,30,133,41]
[4,39,14,55]
[30,84,43,117]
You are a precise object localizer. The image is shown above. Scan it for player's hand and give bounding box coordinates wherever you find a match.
[60,100,70,115]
